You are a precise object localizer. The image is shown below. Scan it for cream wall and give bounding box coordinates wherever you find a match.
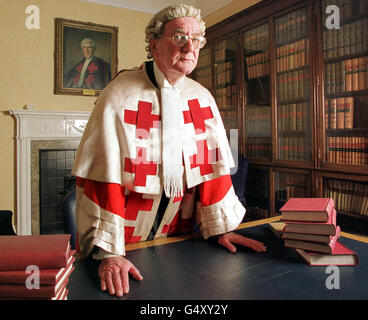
[0,0,152,217]
[0,0,258,227]
[203,0,261,28]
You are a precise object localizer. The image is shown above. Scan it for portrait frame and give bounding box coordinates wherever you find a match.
[54,18,118,96]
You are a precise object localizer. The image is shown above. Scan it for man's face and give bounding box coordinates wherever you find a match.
[82,43,94,59]
[150,17,201,82]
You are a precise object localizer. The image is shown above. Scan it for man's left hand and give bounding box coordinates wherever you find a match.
[217,232,267,253]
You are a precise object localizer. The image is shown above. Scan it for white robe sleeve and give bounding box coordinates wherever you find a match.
[195,175,245,239]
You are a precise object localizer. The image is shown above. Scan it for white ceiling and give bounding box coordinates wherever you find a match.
[80,0,235,16]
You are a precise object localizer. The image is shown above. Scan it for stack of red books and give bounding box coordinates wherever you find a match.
[0,234,75,300]
[276,198,359,266]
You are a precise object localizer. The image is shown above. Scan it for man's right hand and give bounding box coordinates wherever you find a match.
[98,256,143,297]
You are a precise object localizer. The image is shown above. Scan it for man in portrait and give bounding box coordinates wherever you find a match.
[63,38,111,90]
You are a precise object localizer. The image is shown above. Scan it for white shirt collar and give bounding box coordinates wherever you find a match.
[153,61,186,89]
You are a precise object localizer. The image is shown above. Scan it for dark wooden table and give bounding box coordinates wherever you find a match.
[68,217,368,301]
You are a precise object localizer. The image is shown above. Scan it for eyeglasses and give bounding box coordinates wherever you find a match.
[163,34,207,49]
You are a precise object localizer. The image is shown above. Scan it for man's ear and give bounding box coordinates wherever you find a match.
[150,39,157,55]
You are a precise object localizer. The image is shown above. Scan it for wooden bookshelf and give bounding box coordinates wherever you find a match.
[213,37,239,137]
[243,22,272,161]
[195,46,211,89]
[194,0,368,228]
[319,0,368,174]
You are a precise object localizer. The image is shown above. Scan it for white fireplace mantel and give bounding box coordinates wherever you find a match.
[9,109,91,235]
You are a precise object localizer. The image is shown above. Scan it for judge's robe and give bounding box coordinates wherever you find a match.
[72,61,245,257]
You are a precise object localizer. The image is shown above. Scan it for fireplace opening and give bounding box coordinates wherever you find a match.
[39,149,77,234]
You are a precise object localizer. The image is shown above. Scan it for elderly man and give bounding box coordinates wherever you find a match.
[72,4,266,298]
[63,38,111,90]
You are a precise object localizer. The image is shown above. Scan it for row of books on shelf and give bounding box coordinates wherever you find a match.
[275,8,307,46]
[215,86,237,110]
[276,174,308,200]
[271,198,359,266]
[278,102,310,132]
[245,52,270,79]
[325,97,354,129]
[323,0,368,21]
[278,136,311,161]
[326,136,368,165]
[195,66,211,89]
[325,57,368,94]
[0,234,75,300]
[245,106,271,136]
[277,69,310,101]
[214,60,235,87]
[245,137,272,158]
[220,110,237,130]
[323,18,368,59]
[324,179,368,216]
[197,47,210,68]
[243,23,269,53]
[214,41,234,63]
[276,38,309,72]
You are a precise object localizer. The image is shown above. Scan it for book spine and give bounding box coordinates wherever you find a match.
[331,62,336,94]
[325,100,329,129]
[329,99,337,129]
[327,136,332,163]
[350,20,356,56]
[344,97,354,129]
[352,58,359,91]
[356,20,362,54]
[358,57,365,90]
[336,97,345,129]
[345,59,352,91]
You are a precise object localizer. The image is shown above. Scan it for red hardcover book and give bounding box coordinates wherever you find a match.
[282,231,333,243]
[280,197,335,222]
[281,221,335,243]
[0,286,69,300]
[296,241,359,266]
[0,262,74,298]
[0,254,75,285]
[329,99,337,129]
[282,209,337,236]
[284,226,341,254]
[0,234,71,271]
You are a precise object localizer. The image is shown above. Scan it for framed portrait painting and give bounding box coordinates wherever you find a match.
[54,18,118,96]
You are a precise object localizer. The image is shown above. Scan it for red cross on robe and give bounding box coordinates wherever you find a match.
[124,227,142,244]
[124,147,157,187]
[190,139,222,176]
[125,191,154,221]
[183,99,213,133]
[124,100,160,139]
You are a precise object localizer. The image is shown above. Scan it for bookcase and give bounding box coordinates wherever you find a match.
[243,22,272,160]
[318,0,368,169]
[246,165,270,219]
[195,0,368,230]
[274,7,313,163]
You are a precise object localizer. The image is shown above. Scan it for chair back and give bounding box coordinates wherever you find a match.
[63,191,77,249]
[0,210,16,235]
